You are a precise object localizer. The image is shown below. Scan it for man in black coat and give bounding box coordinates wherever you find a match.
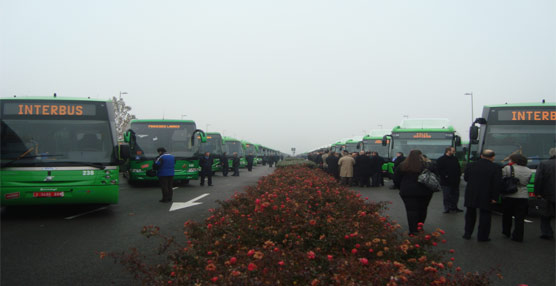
[534,147,556,240]
[221,152,229,177]
[355,151,372,187]
[246,152,254,172]
[199,152,214,186]
[370,152,384,187]
[231,152,240,176]
[391,152,406,189]
[326,152,340,181]
[437,147,463,213]
[462,149,502,241]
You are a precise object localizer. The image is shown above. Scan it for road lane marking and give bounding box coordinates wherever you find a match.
[170,193,210,212]
[65,206,109,220]
[173,187,179,190]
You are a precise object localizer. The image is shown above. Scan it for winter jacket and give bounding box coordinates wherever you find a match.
[436,154,461,187]
[463,158,502,209]
[338,155,355,177]
[155,153,175,177]
[394,163,433,198]
[534,156,556,202]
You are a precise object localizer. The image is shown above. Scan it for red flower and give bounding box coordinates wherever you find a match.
[307,251,316,259]
[327,255,333,261]
[211,277,218,282]
[359,258,369,265]
[351,248,358,254]
[230,257,237,264]
[247,249,255,256]
[248,263,257,271]
[278,261,285,266]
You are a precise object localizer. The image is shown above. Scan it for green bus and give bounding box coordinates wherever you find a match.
[344,137,364,153]
[222,137,247,168]
[383,118,462,174]
[199,132,223,173]
[469,102,556,195]
[1,96,127,205]
[242,140,258,166]
[124,119,206,184]
[363,129,392,174]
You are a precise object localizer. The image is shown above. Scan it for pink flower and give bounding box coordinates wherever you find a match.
[359,258,369,265]
[278,261,285,266]
[327,255,333,261]
[247,263,257,271]
[211,277,218,282]
[351,248,358,254]
[247,249,255,256]
[229,257,237,264]
[307,251,316,259]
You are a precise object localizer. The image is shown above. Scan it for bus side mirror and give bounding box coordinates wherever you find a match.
[191,129,207,146]
[455,135,462,147]
[124,130,131,143]
[382,135,388,146]
[469,126,479,141]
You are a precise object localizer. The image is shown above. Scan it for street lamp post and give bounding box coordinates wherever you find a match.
[181,114,187,119]
[119,91,128,98]
[206,124,211,132]
[465,92,474,122]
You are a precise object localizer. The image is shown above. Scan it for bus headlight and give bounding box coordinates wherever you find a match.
[131,169,142,173]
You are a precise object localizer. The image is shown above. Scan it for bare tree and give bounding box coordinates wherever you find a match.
[112,96,136,141]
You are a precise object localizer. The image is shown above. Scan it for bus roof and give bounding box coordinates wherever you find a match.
[485,102,555,108]
[363,129,391,139]
[393,118,455,132]
[207,132,222,136]
[222,136,240,142]
[1,96,110,103]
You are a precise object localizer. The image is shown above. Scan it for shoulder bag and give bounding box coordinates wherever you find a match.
[500,165,519,195]
[418,168,442,193]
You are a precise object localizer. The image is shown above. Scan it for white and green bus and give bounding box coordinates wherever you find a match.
[1,96,128,205]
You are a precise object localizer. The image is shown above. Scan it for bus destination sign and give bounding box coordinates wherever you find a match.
[497,110,556,122]
[147,124,181,129]
[3,102,96,116]
[394,132,453,139]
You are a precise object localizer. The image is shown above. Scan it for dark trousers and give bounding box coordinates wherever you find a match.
[232,166,240,176]
[247,162,253,171]
[340,177,352,186]
[401,195,432,234]
[442,185,460,211]
[540,201,555,237]
[502,197,528,241]
[464,207,492,241]
[200,173,212,186]
[222,165,229,176]
[158,176,174,201]
[371,172,382,187]
[358,176,370,187]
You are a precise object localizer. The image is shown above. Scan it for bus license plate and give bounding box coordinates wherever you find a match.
[33,191,64,198]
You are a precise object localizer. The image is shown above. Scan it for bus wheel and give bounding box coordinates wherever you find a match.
[128,178,138,187]
[182,179,190,186]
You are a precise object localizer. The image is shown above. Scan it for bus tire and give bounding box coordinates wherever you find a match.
[182,179,190,185]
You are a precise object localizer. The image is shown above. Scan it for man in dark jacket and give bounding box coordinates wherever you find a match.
[391,152,406,189]
[221,152,229,177]
[246,152,254,171]
[355,151,372,187]
[370,152,384,187]
[534,147,556,240]
[154,147,175,203]
[232,152,240,176]
[326,152,340,181]
[462,149,502,241]
[199,152,213,186]
[437,147,463,213]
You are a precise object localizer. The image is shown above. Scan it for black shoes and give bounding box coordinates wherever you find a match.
[454,208,464,213]
[540,235,554,240]
[159,199,171,203]
[443,210,451,214]
[478,238,491,242]
[462,234,471,240]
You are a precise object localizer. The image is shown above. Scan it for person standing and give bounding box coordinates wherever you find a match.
[154,147,175,203]
[221,152,229,177]
[246,152,254,172]
[199,151,213,186]
[370,152,384,187]
[326,151,340,181]
[338,150,355,186]
[391,152,406,189]
[232,152,240,176]
[394,150,434,235]
[534,148,556,240]
[437,147,463,213]
[322,150,330,173]
[462,149,502,242]
[354,151,372,187]
[501,153,532,242]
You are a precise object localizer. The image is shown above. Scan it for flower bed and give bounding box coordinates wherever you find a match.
[276,157,316,168]
[109,166,493,285]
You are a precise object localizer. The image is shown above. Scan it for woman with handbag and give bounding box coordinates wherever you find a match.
[394,149,434,235]
[501,153,532,242]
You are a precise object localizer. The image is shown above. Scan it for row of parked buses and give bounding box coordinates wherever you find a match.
[0,96,283,206]
[123,119,283,185]
[305,101,555,202]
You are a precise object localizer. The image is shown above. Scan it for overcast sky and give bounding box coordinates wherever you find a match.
[2,0,554,154]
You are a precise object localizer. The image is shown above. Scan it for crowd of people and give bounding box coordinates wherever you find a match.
[308,147,555,242]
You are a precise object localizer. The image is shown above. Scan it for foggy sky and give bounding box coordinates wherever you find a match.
[1,0,554,154]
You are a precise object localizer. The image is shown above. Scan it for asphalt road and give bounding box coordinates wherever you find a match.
[2,168,554,286]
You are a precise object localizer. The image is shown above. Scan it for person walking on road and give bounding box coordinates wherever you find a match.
[437,147,463,213]
[462,149,502,242]
[338,150,355,186]
[534,148,556,240]
[232,152,240,176]
[221,152,229,177]
[394,149,434,235]
[154,147,175,203]
[501,153,532,242]
[199,151,214,186]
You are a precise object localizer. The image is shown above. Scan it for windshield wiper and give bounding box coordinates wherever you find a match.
[1,154,63,168]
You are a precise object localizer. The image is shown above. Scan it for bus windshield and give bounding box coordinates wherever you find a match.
[131,122,197,159]
[483,125,555,166]
[245,145,256,156]
[1,119,115,167]
[392,138,452,160]
[199,134,223,155]
[362,140,390,157]
[225,141,244,156]
[344,143,361,153]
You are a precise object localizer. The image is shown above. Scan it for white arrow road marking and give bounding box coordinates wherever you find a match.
[65,206,109,220]
[170,193,210,212]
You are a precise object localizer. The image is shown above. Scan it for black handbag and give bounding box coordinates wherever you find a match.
[500,165,519,195]
[417,168,442,193]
